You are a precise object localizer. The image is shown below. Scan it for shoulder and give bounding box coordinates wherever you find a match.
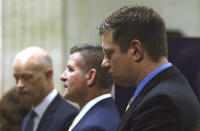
[90,97,120,118]
[142,65,198,105]
[45,94,79,122]
[51,94,79,113]
[75,98,120,131]
[124,72,200,130]
[39,95,79,130]
[146,73,198,105]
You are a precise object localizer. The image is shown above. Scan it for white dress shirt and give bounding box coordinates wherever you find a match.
[32,89,58,131]
[68,94,112,131]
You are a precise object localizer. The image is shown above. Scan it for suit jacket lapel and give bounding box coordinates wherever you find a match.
[36,94,60,131]
[21,112,31,131]
[117,66,178,130]
[37,113,54,131]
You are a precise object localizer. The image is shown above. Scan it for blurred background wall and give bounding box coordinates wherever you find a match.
[0,0,200,97]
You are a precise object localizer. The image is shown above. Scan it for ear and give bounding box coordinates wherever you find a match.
[45,69,53,80]
[86,69,96,87]
[129,39,143,61]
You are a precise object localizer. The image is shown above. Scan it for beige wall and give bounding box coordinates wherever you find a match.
[66,0,200,50]
[1,0,65,96]
[1,0,200,96]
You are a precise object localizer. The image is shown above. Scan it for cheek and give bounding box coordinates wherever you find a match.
[112,56,130,74]
[22,83,38,103]
[67,74,79,88]
[110,57,121,69]
[30,77,45,93]
[29,82,41,95]
[69,74,85,90]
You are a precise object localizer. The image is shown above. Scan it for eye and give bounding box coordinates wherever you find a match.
[104,50,113,59]
[22,74,33,81]
[14,75,19,83]
[67,66,74,72]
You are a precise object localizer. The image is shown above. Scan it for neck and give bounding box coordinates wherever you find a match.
[136,57,168,86]
[78,88,111,109]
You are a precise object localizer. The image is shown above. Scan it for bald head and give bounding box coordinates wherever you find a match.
[13,47,54,107]
[13,46,52,72]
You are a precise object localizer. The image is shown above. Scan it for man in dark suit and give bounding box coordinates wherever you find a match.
[60,44,120,131]
[13,46,78,131]
[98,5,200,131]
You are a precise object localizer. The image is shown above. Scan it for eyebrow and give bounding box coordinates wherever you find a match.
[13,72,33,79]
[13,72,32,76]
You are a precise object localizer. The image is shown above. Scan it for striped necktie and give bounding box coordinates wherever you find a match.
[126,97,133,111]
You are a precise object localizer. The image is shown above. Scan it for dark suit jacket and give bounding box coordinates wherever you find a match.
[117,66,200,131]
[21,94,79,131]
[72,97,120,131]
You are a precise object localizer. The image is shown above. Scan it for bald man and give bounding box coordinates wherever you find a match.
[13,47,78,131]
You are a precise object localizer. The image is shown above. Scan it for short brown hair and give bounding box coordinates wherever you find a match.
[98,5,168,62]
[70,43,113,89]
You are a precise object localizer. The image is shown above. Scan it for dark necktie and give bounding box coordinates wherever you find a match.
[25,109,37,131]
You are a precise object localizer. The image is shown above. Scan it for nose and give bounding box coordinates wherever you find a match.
[101,56,110,68]
[60,71,67,81]
[16,78,25,89]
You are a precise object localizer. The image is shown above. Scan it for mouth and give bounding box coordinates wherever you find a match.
[64,84,68,88]
[18,91,29,96]
[108,71,114,77]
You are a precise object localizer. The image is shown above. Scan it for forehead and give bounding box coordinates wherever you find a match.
[102,32,120,52]
[13,59,38,75]
[68,52,82,66]
[13,67,35,77]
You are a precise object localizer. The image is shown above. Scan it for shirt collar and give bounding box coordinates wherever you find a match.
[34,88,58,117]
[72,94,111,128]
[132,62,172,101]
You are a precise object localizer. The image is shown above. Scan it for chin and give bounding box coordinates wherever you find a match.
[63,93,68,99]
[63,93,72,101]
[63,89,69,97]
[115,80,132,87]
[64,95,78,104]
